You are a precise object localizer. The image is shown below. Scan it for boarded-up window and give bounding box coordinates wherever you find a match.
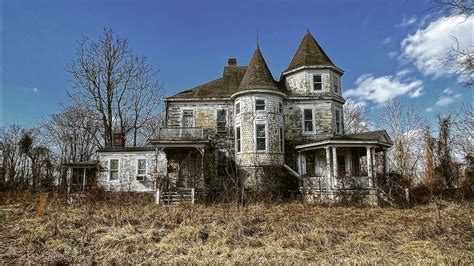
[109,159,119,181]
[256,123,266,151]
[217,109,227,133]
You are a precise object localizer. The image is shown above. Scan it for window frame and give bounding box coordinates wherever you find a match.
[254,121,268,152]
[235,125,242,153]
[303,108,315,133]
[278,102,283,114]
[108,158,120,182]
[216,109,227,133]
[279,127,284,153]
[182,109,195,127]
[235,101,241,115]
[312,74,322,91]
[332,74,340,93]
[335,109,342,134]
[255,98,266,111]
[217,150,228,177]
[136,158,147,178]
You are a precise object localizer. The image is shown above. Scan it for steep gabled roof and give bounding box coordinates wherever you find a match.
[284,31,336,73]
[166,66,247,99]
[237,46,280,92]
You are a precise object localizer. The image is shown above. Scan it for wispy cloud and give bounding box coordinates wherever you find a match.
[383,37,392,44]
[399,15,417,27]
[388,51,398,59]
[425,107,433,112]
[344,71,424,104]
[33,87,38,93]
[400,15,473,79]
[435,88,462,106]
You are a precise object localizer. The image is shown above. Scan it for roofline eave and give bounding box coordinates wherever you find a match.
[281,65,345,78]
[230,88,288,100]
[295,139,392,151]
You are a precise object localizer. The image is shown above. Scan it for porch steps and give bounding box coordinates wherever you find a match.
[156,188,196,205]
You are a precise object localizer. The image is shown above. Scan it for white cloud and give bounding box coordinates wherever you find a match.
[401,15,473,79]
[400,15,417,27]
[383,37,392,44]
[345,71,424,104]
[388,51,398,59]
[435,88,462,106]
[425,107,433,112]
[33,88,38,93]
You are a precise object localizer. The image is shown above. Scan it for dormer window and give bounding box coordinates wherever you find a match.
[332,74,339,93]
[313,75,322,90]
[255,99,265,111]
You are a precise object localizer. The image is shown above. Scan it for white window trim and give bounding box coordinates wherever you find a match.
[279,127,284,153]
[312,74,323,91]
[235,101,241,115]
[235,125,242,153]
[302,108,315,134]
[136,157,148,178]
[254,120,268,152]
[108,158,120,182]
[216,109,227,133]
[255,98,266,112]
[182,109,195,127]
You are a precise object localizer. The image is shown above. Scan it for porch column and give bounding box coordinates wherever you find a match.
[366,146,373,188]
[82,168,86,192]
[325,147,331,181]
[332,146,337,188]
[383,149,388,182]
[297,151,302,175]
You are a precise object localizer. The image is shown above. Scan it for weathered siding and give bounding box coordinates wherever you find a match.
[98,150,166,192]
[285,69,341,96]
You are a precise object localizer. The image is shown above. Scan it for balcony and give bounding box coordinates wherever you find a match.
[150,128,209,148]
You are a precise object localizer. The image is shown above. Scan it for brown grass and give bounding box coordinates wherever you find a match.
[0,192,472,264]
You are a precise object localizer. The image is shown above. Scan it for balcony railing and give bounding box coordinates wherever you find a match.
[154,127,206,141]
[302,175,372,190]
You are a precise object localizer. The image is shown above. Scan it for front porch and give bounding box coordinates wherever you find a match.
[295,131,392,203]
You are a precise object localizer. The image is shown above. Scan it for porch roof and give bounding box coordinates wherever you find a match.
[149,140,210,149]
[61,161,99,169]
[295,130,392,151]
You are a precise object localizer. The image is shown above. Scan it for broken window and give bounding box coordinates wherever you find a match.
[313,75,322,90]
[109,159,119,181]
[256,123,266,151]
[217,109,227,133]
[304,109,314,132]
[236,126,241,152]
[137,159,146,178]
[182,110,194,128]
[255,99,265,111]
[332,74,339,93]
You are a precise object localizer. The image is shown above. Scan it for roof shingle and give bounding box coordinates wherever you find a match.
[237,46,280,92]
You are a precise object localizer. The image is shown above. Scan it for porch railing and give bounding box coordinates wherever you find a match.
[154,127,206,141]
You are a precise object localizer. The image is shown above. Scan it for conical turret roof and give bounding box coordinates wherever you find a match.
[285,31,336,73]
[238,46,280,92]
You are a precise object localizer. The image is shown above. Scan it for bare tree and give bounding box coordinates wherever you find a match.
[343,99,371,134]
[379,97,426,183]
[452,104,473,160]
[66,29,163,147]
[433,0,474,17]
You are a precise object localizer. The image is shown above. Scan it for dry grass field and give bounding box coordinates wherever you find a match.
[0,192,472,264]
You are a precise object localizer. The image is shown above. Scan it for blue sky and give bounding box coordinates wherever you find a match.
[1,0,472,128]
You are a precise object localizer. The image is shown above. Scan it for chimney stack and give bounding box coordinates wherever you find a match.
[113,133,125,147]
[228,58,237,66]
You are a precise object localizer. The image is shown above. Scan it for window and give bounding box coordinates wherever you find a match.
[255,99,265,111]
[335,110,341,134]
[256,123,266,151]
[305,153,315,176]
[235,102,240,114]
[303,109,314,132]
[337,155,346,176]
[109,159,119,181]
[278,102,283,114]
[279,127,284,152]
[236,126,241,152]
[217,151,228,177]
[182,110,194,127]
[217,109,227,133]
[313,75,322,90]
[137,159,147,177]
[332,75,339,93]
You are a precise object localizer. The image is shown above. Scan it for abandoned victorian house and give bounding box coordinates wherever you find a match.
[66,31,392,203]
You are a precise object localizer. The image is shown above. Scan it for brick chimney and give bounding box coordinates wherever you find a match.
[113,133,125,147]
[228,58,237,66]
